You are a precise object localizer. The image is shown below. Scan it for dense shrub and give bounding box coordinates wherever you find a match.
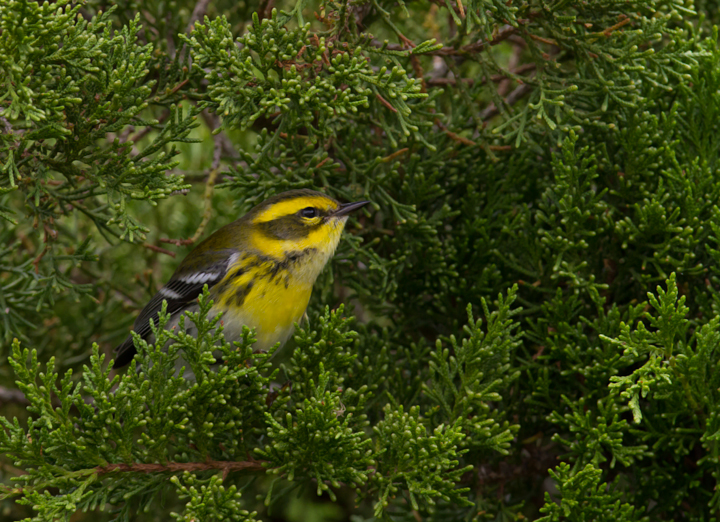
[2,0,719,519]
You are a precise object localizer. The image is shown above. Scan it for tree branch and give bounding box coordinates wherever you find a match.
[97,460,266,479]
[426,63,537,87]
[369,23,523,56]
[0,386,31,406]
[159,118,224,247]
[479,83,535,121]
[186,0,212,33]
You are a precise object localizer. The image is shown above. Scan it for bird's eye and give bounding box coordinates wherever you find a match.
[300,207,318,218]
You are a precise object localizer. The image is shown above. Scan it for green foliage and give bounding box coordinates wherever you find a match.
[604,273,691,423]
[370,405,471,517]
[184,9,437,146]
[3,0,720,519]
[536,463,642,522]
[0,0,198,343]
[257,370,374,500]
[1,290,277,518]
[424,292,521,454]
[0,288,500,520]
[171,473,257,522]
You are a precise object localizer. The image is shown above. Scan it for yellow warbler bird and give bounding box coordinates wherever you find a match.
[113,189,369,368]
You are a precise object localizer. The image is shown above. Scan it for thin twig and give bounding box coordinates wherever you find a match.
[398,33,416,49]
[32,217,57,274]
[168,78,190,96]
[201,112,239,159]
[498,42,523,97]
[0,387,31,406]
[142,243,176,258]
[435,118,476,146]
[375,93,398,113]
[529,33,558,46]
[257,0,275,20]
[126,110,172,145]
[426,77,474,86]
[32,244,49,274]
[381,148,409,162]
[410,55,427,93]
[369,23,521,56]
[186,0,212,32]
[426,63,537,87]
[600,16,631,37]
[166,11,176,58]
[159,130,223,247]
[479,83,535,121]
[0,114,11,134]
[0,386,63,407]
[97,459,265,477]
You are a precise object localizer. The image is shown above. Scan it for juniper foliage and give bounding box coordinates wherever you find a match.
[1,0,720,519]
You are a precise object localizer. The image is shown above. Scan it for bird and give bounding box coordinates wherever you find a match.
[112,189,369,369]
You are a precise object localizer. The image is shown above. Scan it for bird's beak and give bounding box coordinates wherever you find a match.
[333,200,370,217]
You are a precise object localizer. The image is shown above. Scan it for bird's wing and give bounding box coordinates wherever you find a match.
[113,248,238,369]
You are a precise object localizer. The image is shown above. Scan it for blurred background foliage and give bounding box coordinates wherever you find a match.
[3,0,720,519]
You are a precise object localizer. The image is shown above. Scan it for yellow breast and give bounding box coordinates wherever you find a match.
[210,252,321,350]
[207,215,347,350]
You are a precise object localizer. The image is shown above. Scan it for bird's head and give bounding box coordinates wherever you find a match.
[246,189,369,260]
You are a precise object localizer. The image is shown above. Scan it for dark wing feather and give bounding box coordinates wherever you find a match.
[113,248,238,369]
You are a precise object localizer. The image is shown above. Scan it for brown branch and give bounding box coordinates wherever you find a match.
[426,77,474,86]
[32,245,50,274]
[479,83,535,121]
[409,54,428,94]
[168,78,190,97]
[311,157,331,169]
[529,33,558,46]
[426,63,537,87]
[257,0,275,21]
[507,35,528,48]
[159,127,223,247]
[498,41,523,97]
[142,243,176,258]
[126,110,172,145]
[435,118,476,146]
[375,93,398,113]
[0,114,12,134]
[506,62,538,78]
[0,387,31,406]
[369,22,521,56]
[186,0,212,33]
[599,16,631,37]
[398,33,417,49]
[0,386,63,408]
[97,460,266,479]
[381,148,409,162]
[166,12,176,58]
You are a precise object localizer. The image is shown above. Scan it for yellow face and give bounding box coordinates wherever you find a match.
[247,190,362,263]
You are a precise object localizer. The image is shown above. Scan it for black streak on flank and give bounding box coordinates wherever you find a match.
[268,248,317,282]
[268,259,283,282]
[245,248,319,289]
[233,281,254,308]
[214,267,246,298]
